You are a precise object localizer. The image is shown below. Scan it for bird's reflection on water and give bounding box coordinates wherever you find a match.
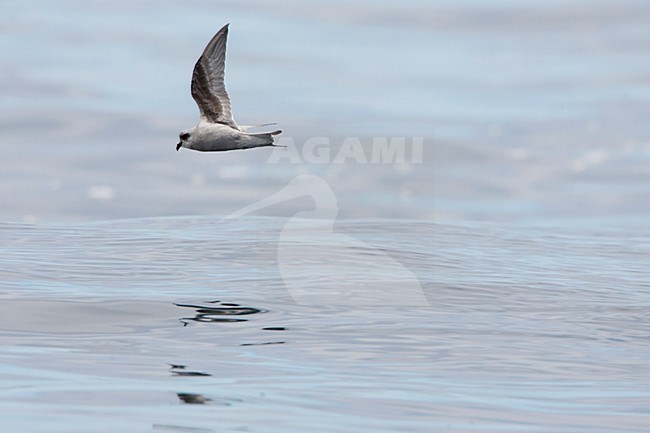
[174,300,265,325]
[176,393,212,405]
[170,301,287,374]
[169,364,212,377]
[177,392,244,406]
[240,341,285,347]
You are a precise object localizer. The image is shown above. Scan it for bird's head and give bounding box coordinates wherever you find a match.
[176,129,194,151]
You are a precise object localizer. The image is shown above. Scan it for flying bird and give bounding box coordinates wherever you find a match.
[176,24,281,152]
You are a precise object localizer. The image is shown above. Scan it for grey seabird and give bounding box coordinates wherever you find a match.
[176,24,281,152]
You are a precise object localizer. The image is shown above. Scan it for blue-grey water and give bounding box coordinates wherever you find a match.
[2,1,650,432]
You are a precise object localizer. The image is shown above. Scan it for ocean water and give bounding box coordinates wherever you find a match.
[2,218,649,432]
[2,0,650,432]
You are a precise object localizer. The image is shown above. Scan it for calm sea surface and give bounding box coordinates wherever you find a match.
[2,1,650,432]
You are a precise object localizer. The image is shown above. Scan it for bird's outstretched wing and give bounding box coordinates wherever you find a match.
[191,23,238,129]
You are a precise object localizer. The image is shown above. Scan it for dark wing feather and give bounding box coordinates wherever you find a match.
[191,23,238,128]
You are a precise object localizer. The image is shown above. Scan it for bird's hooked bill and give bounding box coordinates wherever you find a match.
[176,142,182,151]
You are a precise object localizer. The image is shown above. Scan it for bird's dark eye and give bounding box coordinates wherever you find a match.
[180,132,191,140]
